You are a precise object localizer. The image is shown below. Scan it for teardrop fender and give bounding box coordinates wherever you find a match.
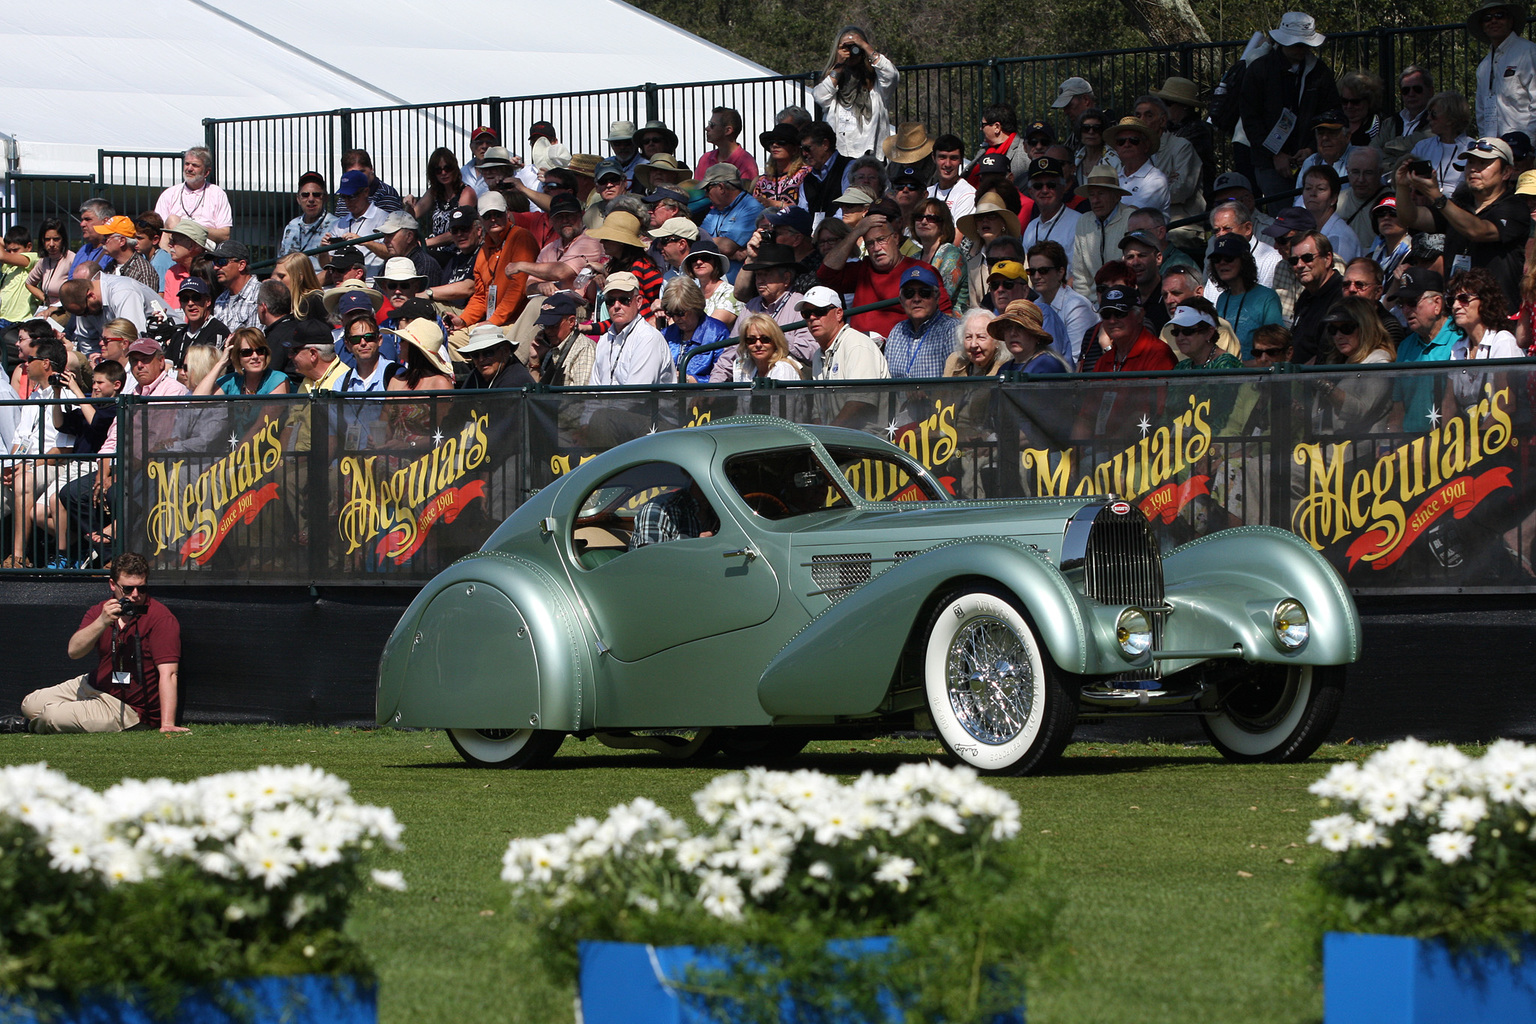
[1160,526,1362,670]
[757,538,1118,718]
[376,551,595,731]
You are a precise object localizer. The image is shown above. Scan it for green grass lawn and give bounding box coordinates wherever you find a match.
[0,728,1369,1024]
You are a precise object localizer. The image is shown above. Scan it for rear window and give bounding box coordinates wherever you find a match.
[823,444,942,503]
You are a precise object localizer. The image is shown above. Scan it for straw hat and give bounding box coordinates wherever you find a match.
[1151,77,1203,109]
[634,154,690,191]
[882,123,935,164]
[1109,115,1155,145]
[387,318,454,377]
[568,154,601,178]
[987,300,1053,347]
[322,280,385,317]
[1083,165,1130,193]
[956,192,1019,248]
[587,211,650,250]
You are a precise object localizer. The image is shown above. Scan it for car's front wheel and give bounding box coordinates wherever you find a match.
[1201,664,1344,763]
[446,728,564,768]
[922,585,1075,775]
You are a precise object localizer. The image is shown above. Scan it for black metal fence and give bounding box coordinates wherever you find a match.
[3,362,1527,593]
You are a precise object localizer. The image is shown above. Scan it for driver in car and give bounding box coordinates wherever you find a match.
[629,479,719,548]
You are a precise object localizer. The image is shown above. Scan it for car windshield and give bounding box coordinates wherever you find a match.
[823,444,943,503]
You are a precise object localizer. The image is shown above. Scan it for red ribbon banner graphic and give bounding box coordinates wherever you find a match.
[1137,475,1211,524]
[178,483,281,566]
[1345,467,1513,571]
[376,480,487,566]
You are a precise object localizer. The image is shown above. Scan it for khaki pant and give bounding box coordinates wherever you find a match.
[21,673,140,733]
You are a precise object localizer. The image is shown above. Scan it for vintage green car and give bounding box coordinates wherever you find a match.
[376,417,1360,774]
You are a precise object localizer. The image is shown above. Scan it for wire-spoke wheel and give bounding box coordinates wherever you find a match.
[922,585,1074,775]
[446,728,564,768]
[1202,664,1345,763]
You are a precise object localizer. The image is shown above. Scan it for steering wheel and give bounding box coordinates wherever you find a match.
[741,492,792,518]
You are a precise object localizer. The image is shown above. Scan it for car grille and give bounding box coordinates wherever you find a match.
[1082,506,1165,608]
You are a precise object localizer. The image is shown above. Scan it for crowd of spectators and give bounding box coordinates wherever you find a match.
[4,9,1536,568]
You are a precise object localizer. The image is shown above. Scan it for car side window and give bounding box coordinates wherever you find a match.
[823,445,942,503]
[724,447,848,520]
[571,462,718,568]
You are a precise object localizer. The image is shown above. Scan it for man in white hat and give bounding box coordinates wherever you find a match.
[1472,2,1536,139]
[1239,12,1342,204]
[1107,116,1171,216]
[606,121,644,184]
[1051,77,1097,137]
[1071,166,1134,298]
[379,210,443,287]
[798,285,888,428]
[457,322,533,389]
[452,191,538,330]
[591,271,675,386]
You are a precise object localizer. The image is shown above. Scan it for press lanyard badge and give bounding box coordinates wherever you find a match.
[1264,109,1298,155]
[1451,253,1472,276]
[113,671,131,688]
[487,283,498,311]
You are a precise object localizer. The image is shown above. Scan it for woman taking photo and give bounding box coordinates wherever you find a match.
[912,197,967,311]
[752,125,810,210]
[686,240,744,329]
[24,219,72,312]
[659,276,729,382]
[1206,234,1285,359]
[731,314,805,381]
[412,147,477,263]
[812,26,899,158]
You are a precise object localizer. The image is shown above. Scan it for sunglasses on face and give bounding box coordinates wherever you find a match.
[349,332,379,343]
[990,278,1024,290]
[1252,346,1287,358]
[1080,123,1104,132]
[893,182,922,192]
[1326,322,1358,335]
[1211,254,1239,264]
[298,190,324,198]
[1401,83,1427,95]
[1483,8,1512,19]
[1341,96,1367,106]
[900,285,937,299]
[1031,178,1061,190]
[608,292,639,305]
[1027,265,1060,276]
[1114,137,1143,147]
[1100,309,1131,320]
[212,258,231,267]
[1170,325,1209,337]
[237,348,267,358]
[1453,292,1480,305]
[115,582,148,595]
[1288,252,1319,265]
[913,213,942,223]
[744,335,773,345]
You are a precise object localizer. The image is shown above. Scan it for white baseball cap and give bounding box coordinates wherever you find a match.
[796,286,844,314]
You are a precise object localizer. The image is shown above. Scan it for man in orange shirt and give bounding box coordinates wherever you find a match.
[450,192,537,329]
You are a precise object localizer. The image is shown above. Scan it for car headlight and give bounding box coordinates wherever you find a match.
[1274,599,1309,649]
[1116,607,1152,657]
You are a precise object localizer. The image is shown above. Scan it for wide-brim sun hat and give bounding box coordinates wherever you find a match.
[1270,10,1326,47]
[322,280,385,318]
[587,211,650,250]
[1151,77,1203,109]
[386,318,454,377]
[986,299,1053,346]
[956,192,1020,248]
[1470,1,1528,43]
[881,123,935,164]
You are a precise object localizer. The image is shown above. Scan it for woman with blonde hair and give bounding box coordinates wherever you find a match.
[1311,298,1394,435]
[271,253,321,307]
[731,314,805,381]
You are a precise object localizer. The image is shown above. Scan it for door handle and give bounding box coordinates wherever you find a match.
[722,547,757,562]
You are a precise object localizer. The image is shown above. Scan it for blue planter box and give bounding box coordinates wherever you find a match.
[1325,932,1536,1023]
[578,939,1024,1024]
[0,974,376,1024]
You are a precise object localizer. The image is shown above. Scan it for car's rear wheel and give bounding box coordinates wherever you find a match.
[446,728,564,768]
[922,585,1075,776]
[1201,664,1344,763]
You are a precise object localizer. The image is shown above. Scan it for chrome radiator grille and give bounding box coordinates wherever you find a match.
[1083,507,1165,607]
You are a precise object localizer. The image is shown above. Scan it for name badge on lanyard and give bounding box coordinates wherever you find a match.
[1264,109,1298,155]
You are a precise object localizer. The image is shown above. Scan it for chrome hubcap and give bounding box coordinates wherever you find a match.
[947,615,1033,744]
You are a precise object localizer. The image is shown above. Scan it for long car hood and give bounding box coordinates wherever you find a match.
[789,498,1089,562]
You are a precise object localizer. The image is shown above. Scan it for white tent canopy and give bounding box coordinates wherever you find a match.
[2,0,787,180]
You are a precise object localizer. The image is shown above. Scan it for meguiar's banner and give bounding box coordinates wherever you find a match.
[119,365,1536,591]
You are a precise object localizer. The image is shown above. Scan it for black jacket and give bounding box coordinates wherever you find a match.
[801,153,855,214]
[1239,49,1341,159]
